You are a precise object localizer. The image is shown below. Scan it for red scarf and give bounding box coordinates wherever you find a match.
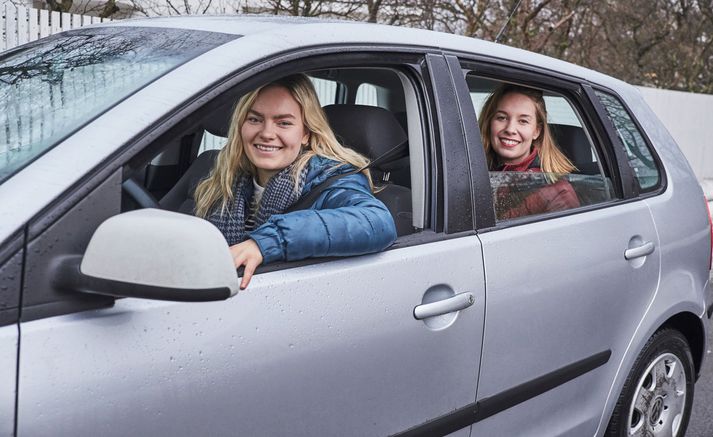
[498,148,541,172]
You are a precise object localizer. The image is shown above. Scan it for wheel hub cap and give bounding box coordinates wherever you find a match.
[627,352,687,437]
[649,397,664,426]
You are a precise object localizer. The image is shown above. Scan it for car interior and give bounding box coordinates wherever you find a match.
[122,67,620,237]
[123,67,424,238]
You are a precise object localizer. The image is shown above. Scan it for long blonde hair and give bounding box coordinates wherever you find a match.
[478,84,576,176]
[194,74,371,218]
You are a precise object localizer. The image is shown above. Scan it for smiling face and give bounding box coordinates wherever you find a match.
[489,92,542,166]
[241,85,309,186]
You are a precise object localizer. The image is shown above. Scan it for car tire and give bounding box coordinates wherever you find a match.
[606,328,695,437]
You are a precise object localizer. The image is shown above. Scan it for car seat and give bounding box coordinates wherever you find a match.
[549,124,600,175]
[158,104,230,213]
[323,104,413,236]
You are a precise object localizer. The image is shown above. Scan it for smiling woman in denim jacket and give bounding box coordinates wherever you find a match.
[193,74,397,289]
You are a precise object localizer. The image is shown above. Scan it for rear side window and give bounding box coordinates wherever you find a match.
[594,91,661,191]
[355,83,379,106]
[465,74,615,222]
[310,77,338,105]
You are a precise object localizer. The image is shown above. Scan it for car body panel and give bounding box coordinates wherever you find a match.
[591,88,711,435]
[0,325,17,437]
[473,200,661,436]
[18,237,485,436]
[0,242,21,437]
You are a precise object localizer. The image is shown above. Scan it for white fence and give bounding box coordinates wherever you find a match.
[1,2,110,51]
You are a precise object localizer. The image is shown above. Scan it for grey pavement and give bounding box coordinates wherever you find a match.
[688,316,713,437]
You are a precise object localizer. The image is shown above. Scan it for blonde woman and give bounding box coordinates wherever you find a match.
[195,74,397,288]
[478,84,580,219]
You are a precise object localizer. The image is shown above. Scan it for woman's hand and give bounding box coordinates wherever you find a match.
[229,239,264,289]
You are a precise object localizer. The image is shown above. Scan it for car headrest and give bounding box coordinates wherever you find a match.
[323,104,408,171]
[549,124,592,167]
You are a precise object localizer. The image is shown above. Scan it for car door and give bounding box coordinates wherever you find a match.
[448,58,662,436]
[15,53,485,436]
[0,234,21,436]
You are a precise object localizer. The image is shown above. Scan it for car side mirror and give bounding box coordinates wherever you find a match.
[54,209,240,301]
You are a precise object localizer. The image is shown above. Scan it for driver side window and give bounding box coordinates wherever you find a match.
[125,66,429,253]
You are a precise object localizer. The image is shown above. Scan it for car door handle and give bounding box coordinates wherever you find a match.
[624,241,655,260]
[413,292,475,320]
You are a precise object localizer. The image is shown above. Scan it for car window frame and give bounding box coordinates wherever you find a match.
[447,55,642,231]
[583,84,667,198]
[18,46,478,321]
[0,232,23,327]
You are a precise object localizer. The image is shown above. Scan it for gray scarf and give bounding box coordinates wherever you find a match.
[208,164,309,246]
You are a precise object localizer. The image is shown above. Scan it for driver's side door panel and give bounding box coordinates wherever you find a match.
[18,233,485,436]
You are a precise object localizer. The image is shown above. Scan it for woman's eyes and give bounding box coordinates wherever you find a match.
[494,115,530,125]
[246,117,293,126]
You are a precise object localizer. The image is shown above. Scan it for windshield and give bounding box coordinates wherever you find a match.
[0,26,237,185]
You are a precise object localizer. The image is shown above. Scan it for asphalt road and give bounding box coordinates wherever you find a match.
[688,316,713,437]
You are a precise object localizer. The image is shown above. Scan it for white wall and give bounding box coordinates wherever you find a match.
[0,2,110,51]
[636,86,713,185]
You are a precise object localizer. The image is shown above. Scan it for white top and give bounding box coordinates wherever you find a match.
[244,179,265,231]
[252,179,265,207]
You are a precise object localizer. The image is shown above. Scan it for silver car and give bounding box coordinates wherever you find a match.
[0,16,710,437]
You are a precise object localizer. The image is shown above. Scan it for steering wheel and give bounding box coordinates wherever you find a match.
[122,177,161,209]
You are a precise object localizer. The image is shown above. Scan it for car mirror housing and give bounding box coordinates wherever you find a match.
[54,209,240,301]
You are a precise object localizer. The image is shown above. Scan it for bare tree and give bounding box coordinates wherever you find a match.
[26,0,713,92]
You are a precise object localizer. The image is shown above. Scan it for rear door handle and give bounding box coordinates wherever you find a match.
[413,292,475,320]
[624,241,655,260]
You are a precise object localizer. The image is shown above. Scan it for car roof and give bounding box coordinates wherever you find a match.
[101,15,630,93]
[104,14,344,35]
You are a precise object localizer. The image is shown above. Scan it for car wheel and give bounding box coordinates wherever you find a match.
[606,328,695,437]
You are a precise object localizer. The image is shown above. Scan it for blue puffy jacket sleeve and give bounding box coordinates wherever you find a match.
[247,172,397,264]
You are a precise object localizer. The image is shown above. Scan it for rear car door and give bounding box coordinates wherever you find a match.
[449,57,662,435]
[15,51,485,436]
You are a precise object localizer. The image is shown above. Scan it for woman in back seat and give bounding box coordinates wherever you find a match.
[479,84,580,219]
[193,74,396,288]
